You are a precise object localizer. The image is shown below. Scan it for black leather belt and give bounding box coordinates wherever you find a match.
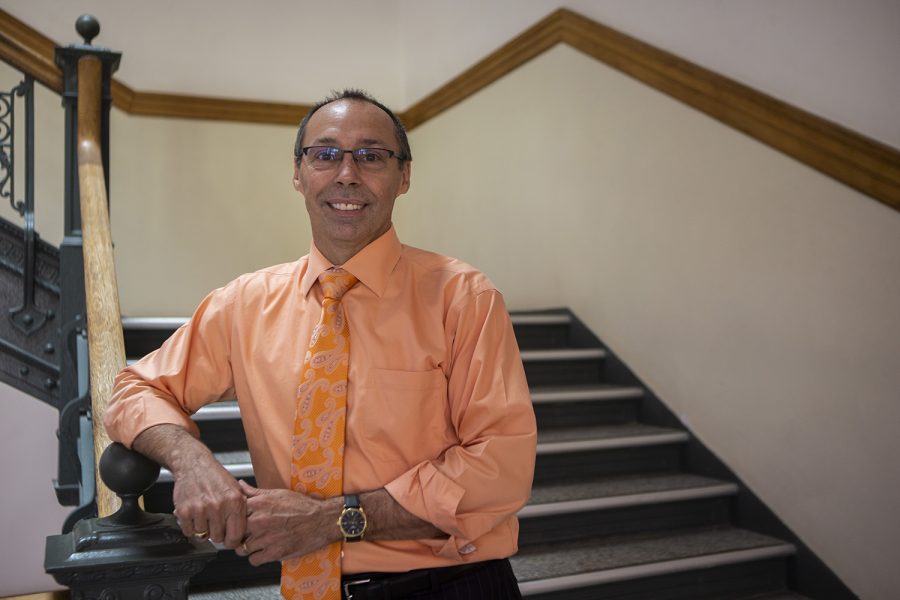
[341,561,488,599]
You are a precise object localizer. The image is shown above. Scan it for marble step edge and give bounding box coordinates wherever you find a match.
[519,348,606,362]
[191,385,645,422]
[537,430,689,455]
[518,542,796,596]
[159,429,690,485]
[519,482,738,518]
[122,313,572,330]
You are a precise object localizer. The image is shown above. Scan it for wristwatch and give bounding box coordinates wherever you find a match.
[337,494,367,542]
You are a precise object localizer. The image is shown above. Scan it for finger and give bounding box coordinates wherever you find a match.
[239,479,260,497]
[207,512,226,544]
[223,502,248,548]
[234,537,251,557]
[193,515,211,540]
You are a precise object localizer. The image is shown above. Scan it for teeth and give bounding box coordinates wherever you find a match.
[332,202,362,211]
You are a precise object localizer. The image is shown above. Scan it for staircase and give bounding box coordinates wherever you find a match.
[123,310,810,599]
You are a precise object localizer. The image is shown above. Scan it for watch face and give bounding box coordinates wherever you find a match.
[341,509,366,536]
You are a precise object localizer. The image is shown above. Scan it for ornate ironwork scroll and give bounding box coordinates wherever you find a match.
[1,76,53,335]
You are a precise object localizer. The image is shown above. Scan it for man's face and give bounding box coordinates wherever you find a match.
[293,99,411,264]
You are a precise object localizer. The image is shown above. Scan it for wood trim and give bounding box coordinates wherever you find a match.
[555,9,900,210]
[125,90,310,125]
[1,7,898,210]
[0,9,62,92]
[399,10,566,130]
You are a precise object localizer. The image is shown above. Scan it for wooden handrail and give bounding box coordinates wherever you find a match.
[77,55,125,517]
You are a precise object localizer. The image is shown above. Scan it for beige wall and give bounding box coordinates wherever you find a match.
[396,45,900,599]
[3,42,900,600]
[108,111,308,316]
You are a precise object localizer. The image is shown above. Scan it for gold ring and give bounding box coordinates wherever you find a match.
[241,542,249,553]
[193,530,209,539]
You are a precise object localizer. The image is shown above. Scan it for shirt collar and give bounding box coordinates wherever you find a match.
[300,226,402,298]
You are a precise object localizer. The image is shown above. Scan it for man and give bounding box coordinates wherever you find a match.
[105,89,537,600]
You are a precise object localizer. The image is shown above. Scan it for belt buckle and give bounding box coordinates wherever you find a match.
[342,577,372,599]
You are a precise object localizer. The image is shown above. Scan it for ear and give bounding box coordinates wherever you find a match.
[292,161,303,192]
[397,160,411,196]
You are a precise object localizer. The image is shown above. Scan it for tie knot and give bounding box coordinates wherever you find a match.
[318,269,358,300]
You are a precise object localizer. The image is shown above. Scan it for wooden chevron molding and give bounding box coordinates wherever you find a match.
[1,7,898,211]
[0,9,312,124]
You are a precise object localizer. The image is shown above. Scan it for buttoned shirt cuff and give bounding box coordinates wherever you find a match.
[384,461,480,561]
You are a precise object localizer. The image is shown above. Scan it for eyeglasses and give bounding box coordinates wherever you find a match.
[299,146,404,172]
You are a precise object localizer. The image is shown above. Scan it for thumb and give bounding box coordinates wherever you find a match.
[238,479,261,497]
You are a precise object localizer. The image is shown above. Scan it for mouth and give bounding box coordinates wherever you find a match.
[327,201,365,213]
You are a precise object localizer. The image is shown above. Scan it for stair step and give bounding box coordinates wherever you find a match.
[522,348,606,386]
[520,474,737,545]
[537,423,689,454]
[531,384,643,427]
[512,528,795,598]
[510,313,572,326]
[531,384,642,404]
[524,473,737,516]
[191,582,279,600]
[535,424,688,482]
[510,311,572,350]
[195,400,240,421]
[520,348,605,362]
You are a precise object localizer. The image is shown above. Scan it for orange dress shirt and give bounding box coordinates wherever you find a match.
[104,226,537,574]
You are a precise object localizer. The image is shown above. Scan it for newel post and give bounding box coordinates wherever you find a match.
[45,443,217,599]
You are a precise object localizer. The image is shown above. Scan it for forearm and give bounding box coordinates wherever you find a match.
[360,488,447,541]
[132,423,215,476]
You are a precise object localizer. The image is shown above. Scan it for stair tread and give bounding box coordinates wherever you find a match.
[528,472,734,506]
[530,383,643,402]
[511,527,793,583]
[191,583,279,600]
[537,422,686,444]
[520,347,606,361]
[745,594,811,600]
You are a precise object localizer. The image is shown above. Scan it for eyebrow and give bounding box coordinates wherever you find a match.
[308,136,387,147]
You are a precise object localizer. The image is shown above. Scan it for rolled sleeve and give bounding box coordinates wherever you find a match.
[104,284,236,448]
[384,289,537,559]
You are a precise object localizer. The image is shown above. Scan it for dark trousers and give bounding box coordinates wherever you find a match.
[341,558,522,600]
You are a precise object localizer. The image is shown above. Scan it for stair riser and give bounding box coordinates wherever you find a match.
[197,420,248,453]
[534,399,637,428]
[535,445,682,483]
[520,557,789,600]
[525,360,603,386]
[513,324,570,350]
[191,549,279,587]
[124,328,175,357]
[519,497,732,546]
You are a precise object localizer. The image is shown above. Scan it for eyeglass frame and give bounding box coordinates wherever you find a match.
[297,146,408,171]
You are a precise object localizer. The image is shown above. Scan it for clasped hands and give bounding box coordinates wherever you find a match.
[173,467,341,567]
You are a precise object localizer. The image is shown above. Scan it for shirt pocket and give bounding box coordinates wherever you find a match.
[353,368,453,465]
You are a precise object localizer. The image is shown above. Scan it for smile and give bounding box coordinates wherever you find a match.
[329,202,364,211]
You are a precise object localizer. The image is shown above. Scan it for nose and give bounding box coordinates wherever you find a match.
[334,152,361,185]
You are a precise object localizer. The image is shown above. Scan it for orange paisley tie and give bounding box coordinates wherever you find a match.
[281,269,358,600]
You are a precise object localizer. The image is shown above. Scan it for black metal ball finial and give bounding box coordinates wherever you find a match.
[75,14,100,45]
[99,442,160,497]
